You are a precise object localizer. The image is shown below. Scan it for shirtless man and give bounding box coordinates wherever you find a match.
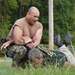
[0,6,43,69]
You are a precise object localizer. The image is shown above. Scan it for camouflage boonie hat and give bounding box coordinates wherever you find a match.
[28,48,43,61]
[5,45,27,61]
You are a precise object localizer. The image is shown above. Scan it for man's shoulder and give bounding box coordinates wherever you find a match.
[14,17,25,26]
[15,17,25,23]
[35,21,43,29]
[35,21,43,28]
[36,21,42,25]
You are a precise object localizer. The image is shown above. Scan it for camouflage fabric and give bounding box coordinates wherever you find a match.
[37,45,67,66]
[5,45,27,69]
[5,45,27,61]
[5,45,67,68]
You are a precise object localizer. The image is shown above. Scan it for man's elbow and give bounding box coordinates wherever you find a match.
[14,40,20,45]
[14,38,24,45]
[14,39,22,45]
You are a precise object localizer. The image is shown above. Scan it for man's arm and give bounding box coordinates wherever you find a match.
[13,26,32,45]
[12,25,43,49]
[24,28,43,49]
[32,29,43,47]
[26,23,43,49]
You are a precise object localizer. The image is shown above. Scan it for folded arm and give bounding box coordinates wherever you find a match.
[32,29,42,47]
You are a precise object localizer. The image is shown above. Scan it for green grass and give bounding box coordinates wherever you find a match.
[0,62,75,75]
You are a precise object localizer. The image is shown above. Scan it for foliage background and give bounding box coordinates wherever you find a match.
[0,0,75,44]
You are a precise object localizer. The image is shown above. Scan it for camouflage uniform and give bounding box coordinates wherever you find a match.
[37,46,68,66]
[5,45,43,69]
[5,44,68,68]
[5,45,27,69]
[27,46,68,67]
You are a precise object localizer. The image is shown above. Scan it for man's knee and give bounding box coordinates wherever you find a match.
[6,45,27,69]
[5,45,27,60]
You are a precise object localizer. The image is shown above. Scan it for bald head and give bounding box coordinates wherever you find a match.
[28,6,40,15]
[26,6,40,25]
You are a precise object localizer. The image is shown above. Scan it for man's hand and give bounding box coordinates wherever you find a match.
[26,42,35,49]
[0,41,10,51]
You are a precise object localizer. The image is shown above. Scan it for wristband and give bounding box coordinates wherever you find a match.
[24,41,33,50]
[25,41,33,45]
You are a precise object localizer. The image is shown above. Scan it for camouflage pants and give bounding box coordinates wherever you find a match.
[5,45,27,69]
[5,45,43,69]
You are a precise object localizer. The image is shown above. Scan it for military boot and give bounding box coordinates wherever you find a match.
[54,34,63,47]
[63,32,73,46]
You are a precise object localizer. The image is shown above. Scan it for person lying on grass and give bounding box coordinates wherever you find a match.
[28,32,75,68]
[1,32,75,69]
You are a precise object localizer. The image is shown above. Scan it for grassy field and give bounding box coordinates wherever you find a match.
[0,62,75,75]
